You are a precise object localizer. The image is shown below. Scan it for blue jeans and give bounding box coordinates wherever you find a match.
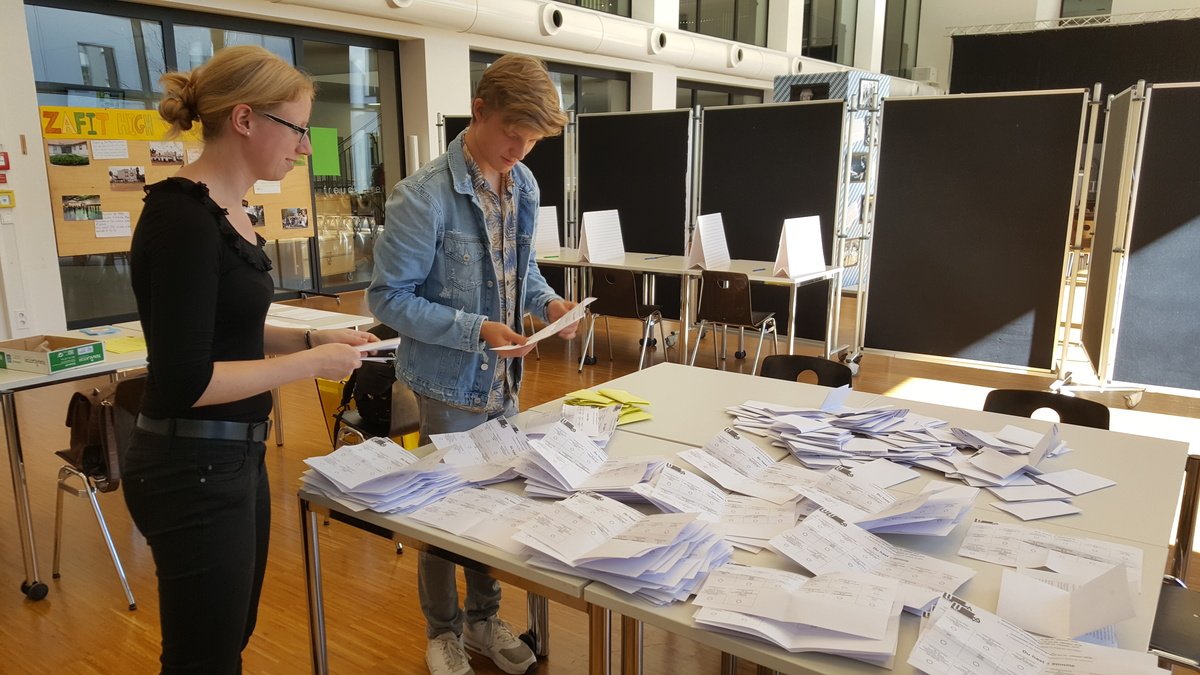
[122,427,270,674]
[416,393,516,638]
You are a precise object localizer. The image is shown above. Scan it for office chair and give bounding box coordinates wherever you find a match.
[689,270,778,374]
[53,374,145,611]
[1150,575,1200,670]
[579,267,668,372]
[759,354,853,388]
[982,389,1111,430]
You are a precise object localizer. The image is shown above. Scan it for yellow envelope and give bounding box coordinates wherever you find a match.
[565,389,613,406]
[104,335,148,354]
[598,388,651,406]
[617,409,652,425]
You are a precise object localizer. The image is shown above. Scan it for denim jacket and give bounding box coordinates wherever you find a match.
[367,132,559,411]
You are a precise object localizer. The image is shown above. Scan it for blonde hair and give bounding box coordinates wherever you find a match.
[158,45,315,141]
[474,55,569,137]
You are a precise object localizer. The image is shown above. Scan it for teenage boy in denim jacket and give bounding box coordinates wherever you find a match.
[368,55,578,675]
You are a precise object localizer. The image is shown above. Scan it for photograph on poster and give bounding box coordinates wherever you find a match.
[48,140,90,166]
[850,153,868,182]
[243,200,266,227]
[858,78,879,108]
[108,166,146,190]
[149,141,185,165]
[62,195,102,221]
[282,207,308,229]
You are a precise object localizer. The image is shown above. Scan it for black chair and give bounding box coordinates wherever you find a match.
[579,268,667,372]
[330,324,419,447]
[759,355,853,388]
[1150,576,1200,670]
[982,389,1111,430]
[688,270,778,374]
[53,374,145,611]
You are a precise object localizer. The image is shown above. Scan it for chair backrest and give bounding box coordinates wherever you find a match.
[759,355,853,388]
[696,270,753,326]
[61,375,146,492]
[336,323,417,439]
[588,268,642,319]
[982,389,1111,430]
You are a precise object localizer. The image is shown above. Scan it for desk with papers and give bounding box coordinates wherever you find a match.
[535,249,843,362]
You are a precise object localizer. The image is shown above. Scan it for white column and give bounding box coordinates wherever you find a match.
[854,0,887,73]
[633,0,681,28]
[767,0,805,53]
[630,67,678,111]
[0,1,67,338]
[399,33,472,168]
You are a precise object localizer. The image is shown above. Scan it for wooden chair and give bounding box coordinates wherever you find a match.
[982,389,1110,430]
[579,268,667,372]
[689,270,778,374]
[759,354,853,387]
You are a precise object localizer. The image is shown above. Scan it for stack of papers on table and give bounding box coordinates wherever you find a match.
[630,463,801,552]
[430,417,531,485]
[1035,637,1170,674]
[407,487,551,555]
[514,419,663,498]
[678,428,806,504]
[769,509,975,612]
[795,467,978,536]
[301,437,465,513]
[514,491,733,605]
[909,594,1051,675]
[693,564,903,666]
[559,404,620,445]
[564,388,652,425]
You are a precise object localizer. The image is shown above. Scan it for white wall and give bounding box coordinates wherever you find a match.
[1112,0,1200,12]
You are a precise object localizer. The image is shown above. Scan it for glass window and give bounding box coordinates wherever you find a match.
[173,25,294,69]
[556,0,631,17]
[882,0,920,78]
[677,80,763,109]
[803,0,856,66]
[470,52,628,115]
[678,0,768,47]
[1062,0,1112,18]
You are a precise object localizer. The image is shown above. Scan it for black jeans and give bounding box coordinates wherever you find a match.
[122,427,270,675]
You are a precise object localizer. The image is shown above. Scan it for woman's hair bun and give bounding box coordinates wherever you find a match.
[158,71,200,132]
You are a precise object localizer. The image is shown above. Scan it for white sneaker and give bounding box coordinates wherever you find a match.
[463,617,537,674]
[426,632,473,675]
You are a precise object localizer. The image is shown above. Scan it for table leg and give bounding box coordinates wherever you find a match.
[825,270,842,359]
[720,653,738,675]
[300,499,329,675]
[620,615,642,675]
[272,387,285,447]
[525,592,551,657]
[3,390,46,600]
[588,604,611,675]
[679,276,694,364]
[787,285,798,355]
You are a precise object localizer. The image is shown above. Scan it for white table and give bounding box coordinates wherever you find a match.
[2,326,149,601]
[535,249,844,362]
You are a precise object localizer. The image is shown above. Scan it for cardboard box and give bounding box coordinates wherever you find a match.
[0,335,105,374]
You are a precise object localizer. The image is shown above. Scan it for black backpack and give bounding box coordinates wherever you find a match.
[333,324,418,441]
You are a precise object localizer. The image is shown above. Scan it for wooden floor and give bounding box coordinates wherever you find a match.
[0,291,1196,674]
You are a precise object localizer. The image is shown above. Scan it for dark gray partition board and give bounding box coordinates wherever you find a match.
[867,91,1086,369]
[1080,87,1139,380]
[698,101,845,340]
[443,115,568,297]
[1111,84,1200,390]
[577,110,691,320]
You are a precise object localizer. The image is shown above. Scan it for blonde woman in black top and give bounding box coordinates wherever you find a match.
[125,45,371,674]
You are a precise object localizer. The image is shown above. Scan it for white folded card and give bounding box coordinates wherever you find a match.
[996,564,1135,639]
[773,216,826,278]
[578,209,625,262]
[688,212,731,270]
[533,205,561,256]
[1034,469,1116,495]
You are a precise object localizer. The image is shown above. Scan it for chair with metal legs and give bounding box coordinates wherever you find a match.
[578,268,668,372]
[688,270,778,374]
[53,375,145,611]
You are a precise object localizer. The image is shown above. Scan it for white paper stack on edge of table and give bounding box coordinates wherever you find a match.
[301,437,466,513]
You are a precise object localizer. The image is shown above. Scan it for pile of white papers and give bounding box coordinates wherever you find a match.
[769,509,975,612]
[795,466,978,536]
[302,437,465,513]
[407,487,550,555]
[1036,637,1170,675]
[693,564,902,665]
[678,428,807,504]
[514,491,733,605]
[431,417,531,485]
[558,403,620,445]
[909,594,1050,675]
[630,463,800,551]
[958,521,1143,578]
[524,457,665,500]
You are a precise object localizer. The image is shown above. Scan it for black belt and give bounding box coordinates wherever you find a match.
[136,415,271,442]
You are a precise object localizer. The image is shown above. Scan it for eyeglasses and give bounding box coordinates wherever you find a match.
[255,109,310,142]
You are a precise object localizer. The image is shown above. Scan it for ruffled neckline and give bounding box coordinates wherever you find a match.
[145,177,273,272]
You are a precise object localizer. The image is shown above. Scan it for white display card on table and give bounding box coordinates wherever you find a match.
[534,205,561,255]
[772,215,826,278]
[578,209,625,262]
[688,212,731,269]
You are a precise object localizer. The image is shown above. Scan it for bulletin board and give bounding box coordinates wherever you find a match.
[699,101,845,340]
[867,91,1086,370]
[577,110,692,320]
[41,106,314,257]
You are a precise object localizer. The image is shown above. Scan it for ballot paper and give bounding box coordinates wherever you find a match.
[524,457,664,500]
[563,388,652,426]
[492,297,595,352]
[354,336,402,352]
[560,403,620,444]
[578,209,625,262]
[1033,469,1116,496]
[958,521,1143,575]
[518,419,609,490]
[909,594,1050,675]
[430,416,531,484]
[795,468,976,535]
[693,565,899,640]
[301,437,464,513]
[688,212,732,270]
[994,500,1082,521]
[693,604,901,665]
[678,428,798,504]
[987,484,1073,502]
[1036,637,1168,675]
[769,509,975,611]
[996,564,1135,639]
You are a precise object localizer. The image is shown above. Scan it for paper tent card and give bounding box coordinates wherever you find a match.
[688,212,731,270]
[533,205,561,256]
[578,209,625,262]
[773,216,826,278]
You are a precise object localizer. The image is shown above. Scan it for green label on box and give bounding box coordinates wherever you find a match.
[48,345,104,372]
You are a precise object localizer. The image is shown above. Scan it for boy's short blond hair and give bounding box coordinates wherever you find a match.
[474,55,569,137]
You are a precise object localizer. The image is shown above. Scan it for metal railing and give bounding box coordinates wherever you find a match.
[948,8,1200,36]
